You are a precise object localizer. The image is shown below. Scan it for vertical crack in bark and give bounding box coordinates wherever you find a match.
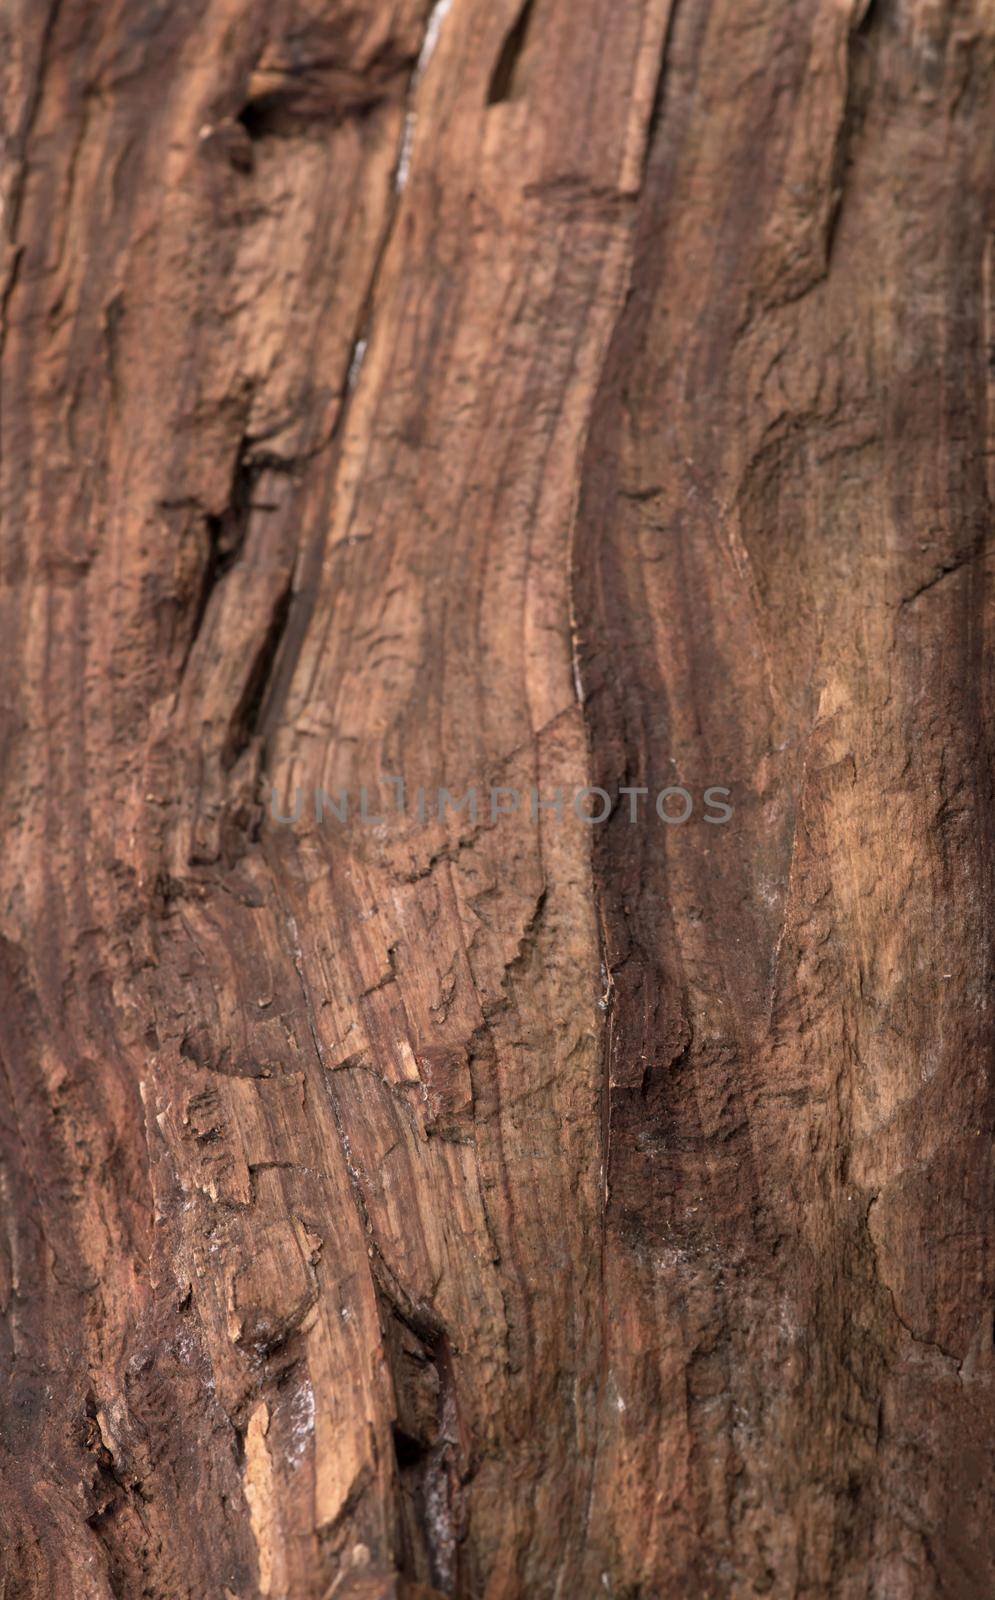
[570,0,699,1219]
[824,0,881,272]
[221,574,293,771]
[182,434,259,676]
[640,0,687,190]
[486,0,536,104]
[379,1288,462,1594]
[0,247,24,399]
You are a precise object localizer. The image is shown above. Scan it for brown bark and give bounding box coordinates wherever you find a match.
[1,0,993,1595]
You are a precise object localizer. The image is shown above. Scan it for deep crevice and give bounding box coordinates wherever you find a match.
[486,0,536,105]
[236,91,388,140]
[221,574,293,770]
[824,0,882,271]
[235,41,416,140]
[236,98,285,141]
[183,442,257,672]
[381,1302,461,1596]
[642,0,687,186]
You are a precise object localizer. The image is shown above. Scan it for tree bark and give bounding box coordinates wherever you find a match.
[1,0,993,1595]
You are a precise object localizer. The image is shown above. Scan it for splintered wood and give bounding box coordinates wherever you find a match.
[1,1,993,1596]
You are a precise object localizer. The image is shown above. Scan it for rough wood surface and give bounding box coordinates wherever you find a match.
[1,1,993,1595]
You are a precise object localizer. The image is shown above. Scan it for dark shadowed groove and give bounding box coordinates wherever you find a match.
[824,0,883,272]
[181,439,258,676]
[486,0,536,104]
[222,574,293,770]
[640,0,689,188]
[571,0,710,1213]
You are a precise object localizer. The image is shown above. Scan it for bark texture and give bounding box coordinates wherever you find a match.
[1,1,994,1596]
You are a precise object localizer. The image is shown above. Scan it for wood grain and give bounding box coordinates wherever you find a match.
[1,1,993,1595]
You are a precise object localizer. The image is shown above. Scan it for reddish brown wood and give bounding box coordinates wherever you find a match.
[1,1,993,1595]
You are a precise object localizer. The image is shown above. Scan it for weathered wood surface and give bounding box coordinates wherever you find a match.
[1,0,993,1595]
